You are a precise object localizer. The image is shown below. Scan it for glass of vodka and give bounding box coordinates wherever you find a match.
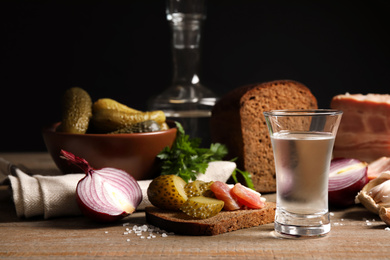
[264,110,342,238]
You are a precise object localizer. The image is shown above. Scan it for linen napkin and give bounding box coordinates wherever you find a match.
[8,169,83,219]
[1,157,235,219]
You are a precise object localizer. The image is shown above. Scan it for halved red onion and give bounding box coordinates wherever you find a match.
[328,158,368,208]
[61,150,142,222]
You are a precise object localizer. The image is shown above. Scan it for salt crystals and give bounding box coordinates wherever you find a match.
[361,218,378,226]
[331,216,384,227]
[332,217,344,227]
[121,223,174,241]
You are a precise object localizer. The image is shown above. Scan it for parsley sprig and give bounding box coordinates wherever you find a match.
[231,167,255,190]
[157,122,227,182]
[158,122,255,189]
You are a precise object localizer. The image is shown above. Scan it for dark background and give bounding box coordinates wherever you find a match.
[1,0,389,152]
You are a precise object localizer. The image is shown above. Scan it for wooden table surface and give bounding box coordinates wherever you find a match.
[1,152,389,259]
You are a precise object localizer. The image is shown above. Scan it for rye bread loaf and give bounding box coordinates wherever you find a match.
[210,80,318,193]
[145,202,276,236]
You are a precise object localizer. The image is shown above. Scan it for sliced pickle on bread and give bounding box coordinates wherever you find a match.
[180,196,224,219]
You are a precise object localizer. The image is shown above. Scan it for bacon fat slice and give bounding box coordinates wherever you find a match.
[210,181,241,211]
[331,93,390,163]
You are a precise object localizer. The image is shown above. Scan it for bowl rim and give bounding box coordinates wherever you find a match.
[43,120,177,137]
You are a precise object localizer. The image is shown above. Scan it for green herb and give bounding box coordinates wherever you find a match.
[157,121,255,190]
[231,168,255,190]
[157,122,228,182]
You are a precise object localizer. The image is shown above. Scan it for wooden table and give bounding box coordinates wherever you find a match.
[1,153,389,259]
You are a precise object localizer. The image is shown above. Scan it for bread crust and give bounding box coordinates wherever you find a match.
[145,202,276,236]
[210,80,317,192]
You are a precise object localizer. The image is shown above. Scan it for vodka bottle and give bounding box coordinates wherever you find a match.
[148,0,217,147]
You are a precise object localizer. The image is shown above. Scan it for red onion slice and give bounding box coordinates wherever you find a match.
[328,158,368,208]
[61,150,142,222]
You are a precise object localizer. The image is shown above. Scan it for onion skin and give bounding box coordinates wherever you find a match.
[328,158,368,208]
[379,206,390,226]
[61,150,142,222]
[357,171,390,215]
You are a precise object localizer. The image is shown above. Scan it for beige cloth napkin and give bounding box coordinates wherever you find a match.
[1,158,235,219]
[8,169,83,219]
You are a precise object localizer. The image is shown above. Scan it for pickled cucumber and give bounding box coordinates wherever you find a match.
[59,87,92,134]
[160,122,169,131]
[185,180,215,198]
[93,98,141,114]
[108,120,161,134]
[91,109,166,133]
[180,196,224,219]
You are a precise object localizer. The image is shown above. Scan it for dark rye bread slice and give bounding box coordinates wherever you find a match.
[210,80,317,193]
[145,202,276,236]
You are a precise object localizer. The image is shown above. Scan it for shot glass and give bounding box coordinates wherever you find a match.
[264,109,342,238]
